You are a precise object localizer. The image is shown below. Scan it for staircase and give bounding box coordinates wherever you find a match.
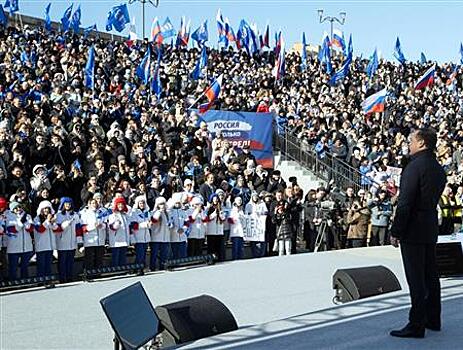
[274,151,326,195]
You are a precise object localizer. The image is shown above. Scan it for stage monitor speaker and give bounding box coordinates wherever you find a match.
[333,265,401,303]
[155,295,238,345]
[436,242,463,277]
[100,282,159,350]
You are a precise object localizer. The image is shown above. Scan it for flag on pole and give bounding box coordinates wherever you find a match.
[331,29,345,51]
[224,17,236,43]
[137,46,151,84]
[4,0,18,14]
[191,20,208,46]
[84,24,97,39]
[366,48,378,79]
[414,65,435,90]
[393,37,406,64]
[161,17,175,39]
[347,34,353,59]
[300,32,307,72]
[191,45,208,80]
[70,5,81,33]
[61,4,73,32]
[106,4,130,32]
[150,18,163,45]
[198,75,223,113]
[319,33,332,74]
[0,4,7,26]
[44,3,52,31]
[151,50,162,99]
[127,19,138,47]
[460,43,463,65]
[84,46,95,89]
[420,52,427,64]
[329,56,352,85]
[361,88,388,114]
[273,40,286,80]
[216,9,226,45]
[261,23,270,48]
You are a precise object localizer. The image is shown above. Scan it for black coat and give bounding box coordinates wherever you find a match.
[390,150,446,244]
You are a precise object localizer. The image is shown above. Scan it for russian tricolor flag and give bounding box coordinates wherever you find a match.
[199,75,223,114]
[361,88,388,114]
[331,29,345,50]
[151,17,163,45]
[414,65,435,90]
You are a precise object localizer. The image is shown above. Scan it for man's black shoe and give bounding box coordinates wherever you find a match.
[390,323,425,338]
[425,323,441,331]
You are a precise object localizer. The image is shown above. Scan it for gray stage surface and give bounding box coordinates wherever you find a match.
[1,246,462,349]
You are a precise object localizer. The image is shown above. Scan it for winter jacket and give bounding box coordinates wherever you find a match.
[55,211,82,251]
[5,211,34,254]
[80,207,107,247]
[33,216,57,252]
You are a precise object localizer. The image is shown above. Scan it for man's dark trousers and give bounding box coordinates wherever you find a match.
[400,242,441,327]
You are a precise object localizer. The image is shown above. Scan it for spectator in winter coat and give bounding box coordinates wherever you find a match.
[186,196,207,257]
[272,200,293,256]
[168,195,189,259]
[5,201,34,280]
[150,197,171,270]
[30,164,51,193]
[229,197,246,260]
[80,197,107,271]
[205,194,226,261]
[107,197,133,267]
[54,197,81,283]
[33,200,57,278]
[130,196,152,267]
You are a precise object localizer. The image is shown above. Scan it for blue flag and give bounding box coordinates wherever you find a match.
[0,5,7,26]
[420,52,427,64]
[237,20,251,54]
[70,5,81,33]
[366,48,378,79]
[191,45,208,80]
[137,46,151,84]
[5,0,18,13]
[191,20,208,46]
[394,37,406,64]
[106,4,130,32]
[161,17,175,39]
[329,56,352,86]
[300,32,307,71]
[460,43,463,65]
[347,34,353,59]
[84,46,95,89]
[151,50,162,99]
[84,24,97,38]
[319,34,332,74]
[61,4,73,32]
[44,3,51,31]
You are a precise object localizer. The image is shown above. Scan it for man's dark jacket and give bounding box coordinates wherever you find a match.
[390,149,446,244]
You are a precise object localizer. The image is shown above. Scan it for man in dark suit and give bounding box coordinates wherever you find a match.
[390,128,446,338]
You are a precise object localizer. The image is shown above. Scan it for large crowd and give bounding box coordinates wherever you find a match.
[0,22,462,283]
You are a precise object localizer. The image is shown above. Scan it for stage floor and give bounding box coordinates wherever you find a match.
[1,246,462,349]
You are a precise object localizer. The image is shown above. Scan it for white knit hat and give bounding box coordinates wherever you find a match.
[155,197,167,207]
[191,196,203,206]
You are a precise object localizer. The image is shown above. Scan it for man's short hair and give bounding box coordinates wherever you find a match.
[415,128,437,151]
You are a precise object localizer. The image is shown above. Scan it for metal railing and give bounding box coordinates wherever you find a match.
[276,127,370,193]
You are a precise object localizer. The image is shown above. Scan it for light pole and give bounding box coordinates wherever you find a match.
[128,0,160,39]
[317,9,346,41]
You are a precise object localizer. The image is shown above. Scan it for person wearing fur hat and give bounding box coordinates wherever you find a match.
[245,191,268,258]
[216,188,232,261]
[5,201,34,280]
[186,196,207,257]
[130,196,152,267]
[205,193,226,261]
[33,200,57,277]
[168,194,189,259]
[228,197,246,260]
[107,197,133,267]
[54,197,81,283]
[80,197,107,271]
[150,197,170,270]
[30,164,51,193]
